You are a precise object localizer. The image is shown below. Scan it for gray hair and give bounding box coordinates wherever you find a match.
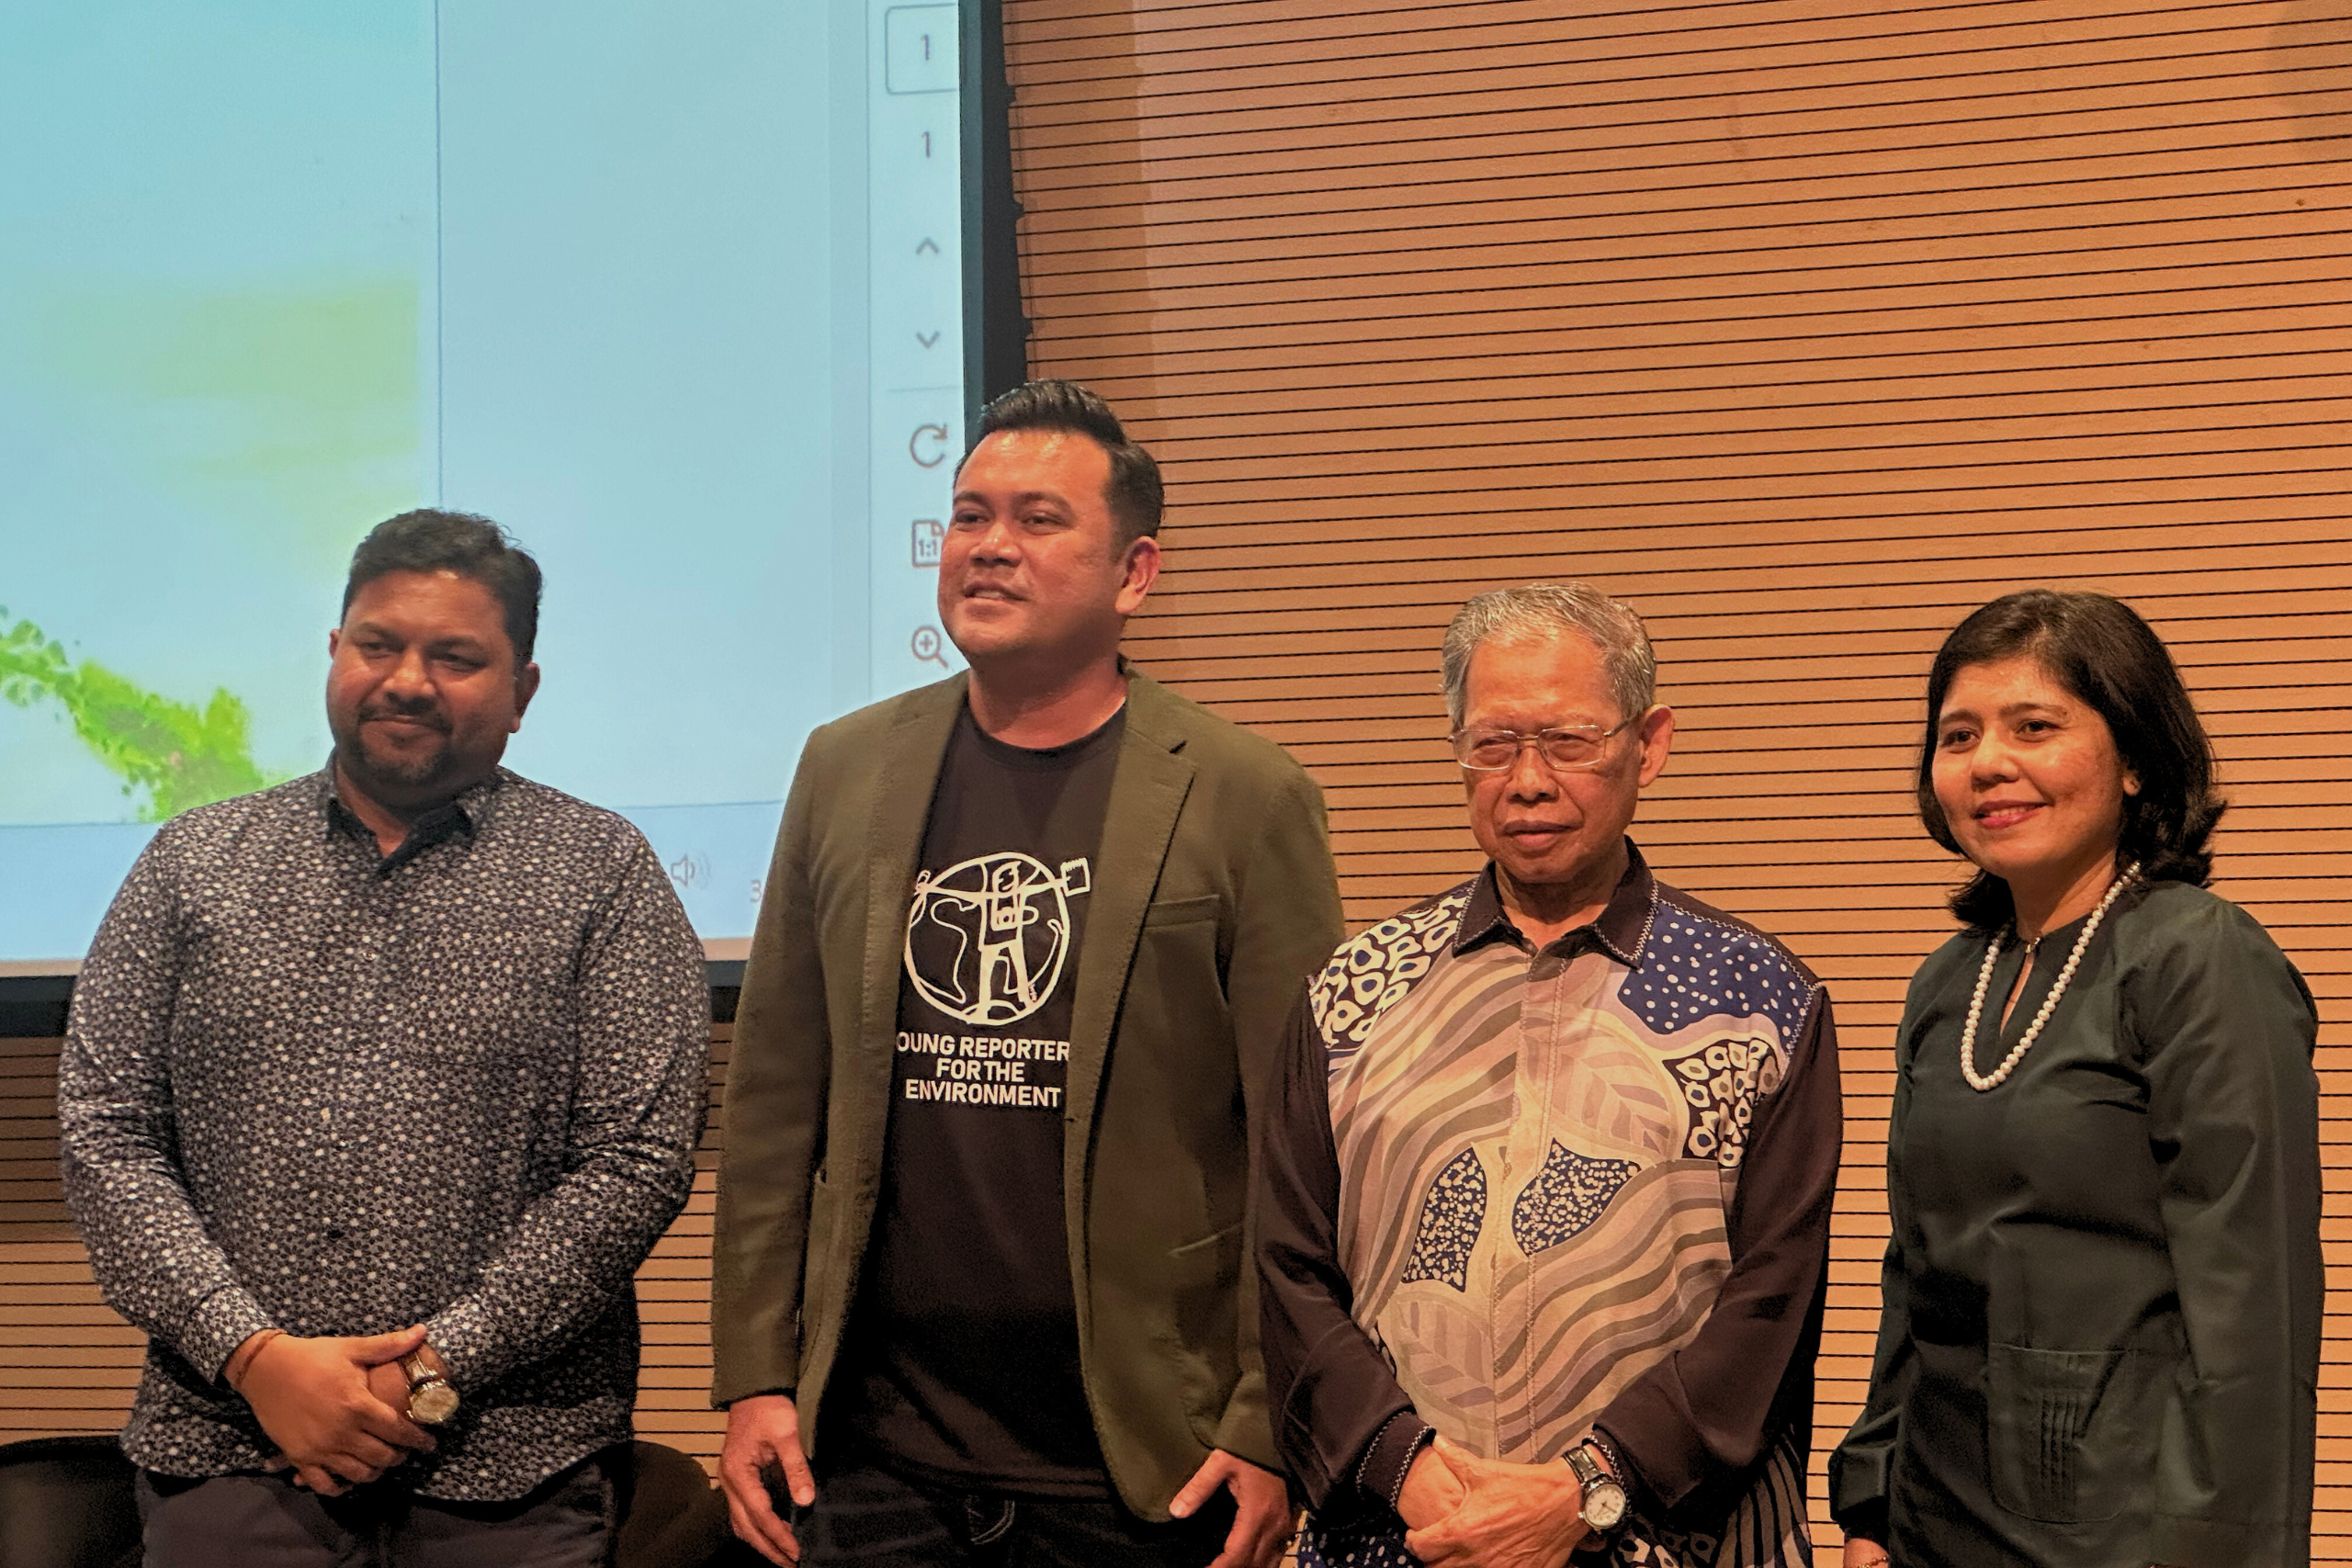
[1441,583,1657,728]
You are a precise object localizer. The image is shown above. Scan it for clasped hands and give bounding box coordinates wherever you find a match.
[718,1392,1295,1568]
[1397,1435,1598,1568]
[223,1324,444,1495]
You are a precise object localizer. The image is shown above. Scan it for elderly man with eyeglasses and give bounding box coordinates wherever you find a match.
[1256,582,1843,1568]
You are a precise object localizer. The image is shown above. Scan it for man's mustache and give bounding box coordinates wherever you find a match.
[357,702,449,732]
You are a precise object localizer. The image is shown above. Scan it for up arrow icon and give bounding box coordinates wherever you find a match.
[915,237,941,255]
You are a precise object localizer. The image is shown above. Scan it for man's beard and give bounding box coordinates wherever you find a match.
[334,713,455,794]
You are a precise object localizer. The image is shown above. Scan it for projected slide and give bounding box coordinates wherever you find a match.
[0,1,970,967]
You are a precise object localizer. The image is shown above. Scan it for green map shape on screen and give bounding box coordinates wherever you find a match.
[1,611,287,821]
[2,274,424,825]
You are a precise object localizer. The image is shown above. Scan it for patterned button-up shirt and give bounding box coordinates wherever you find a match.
[1260,843,1843,1568]
[59,768,708,1499]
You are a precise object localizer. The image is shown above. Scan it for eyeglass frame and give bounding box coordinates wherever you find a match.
[1449,714,1644,773]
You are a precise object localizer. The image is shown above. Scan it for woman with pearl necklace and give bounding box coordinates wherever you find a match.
[1828,589,2320,1568]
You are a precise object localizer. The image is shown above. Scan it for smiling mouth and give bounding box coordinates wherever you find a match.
[1973,802,2041,829]
[363,712,447,735]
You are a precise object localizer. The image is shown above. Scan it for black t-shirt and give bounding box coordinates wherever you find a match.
[833,701,1125,1496]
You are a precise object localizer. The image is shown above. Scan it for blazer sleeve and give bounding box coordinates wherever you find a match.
[2133,899,2321,1567]
[1258,989,1427,1518]
[1212,763,1348,1465]
[1593,986,1844,1508]
[710,741,837,1407]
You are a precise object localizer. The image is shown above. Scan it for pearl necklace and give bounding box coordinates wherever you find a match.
[1960,863,2141,1092]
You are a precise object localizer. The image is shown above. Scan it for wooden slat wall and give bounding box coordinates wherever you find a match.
[636,1027,730,1468]
[0,1031,729,1471]
[5,1,2346,1549]
[0,1036,142,1443]
[1001,0,2352,1555]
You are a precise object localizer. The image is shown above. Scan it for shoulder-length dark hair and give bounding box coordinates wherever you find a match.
[1917,589,2223,931]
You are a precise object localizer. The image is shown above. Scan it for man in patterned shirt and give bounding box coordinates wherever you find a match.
[59,511,709,1565]
[1258,583,1842,1568]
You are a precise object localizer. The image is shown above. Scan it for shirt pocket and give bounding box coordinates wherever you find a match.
[1985,1343,2163,1523]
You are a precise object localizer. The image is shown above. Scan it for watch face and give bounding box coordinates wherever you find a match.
[1566,1448,1630,1532]
[410,1381,459,1425]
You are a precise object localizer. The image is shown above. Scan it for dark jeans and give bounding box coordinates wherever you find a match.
[135,1453,615,1568]
[798,1451,1237,1568]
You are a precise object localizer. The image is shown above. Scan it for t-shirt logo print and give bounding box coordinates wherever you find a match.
[905,852,1093,1025]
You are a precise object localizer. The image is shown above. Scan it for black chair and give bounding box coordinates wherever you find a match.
[0,1434,742,1568]
[612,1439,744,1568]
[0,1436,139,1568]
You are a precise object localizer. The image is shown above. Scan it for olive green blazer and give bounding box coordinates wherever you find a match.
[711,670,1344,1516]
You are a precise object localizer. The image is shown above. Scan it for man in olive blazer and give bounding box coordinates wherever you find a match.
[712,381,1343,1568]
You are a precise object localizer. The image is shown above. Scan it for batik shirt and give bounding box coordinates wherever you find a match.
[1259,843,1841,1568]
[58,768,708,1500]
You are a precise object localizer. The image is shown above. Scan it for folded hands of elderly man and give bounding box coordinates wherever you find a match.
[1397,1436,1594,1568]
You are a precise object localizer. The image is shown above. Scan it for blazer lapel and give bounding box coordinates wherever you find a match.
[1063,677,1195,1252]
[859,677,966,1093]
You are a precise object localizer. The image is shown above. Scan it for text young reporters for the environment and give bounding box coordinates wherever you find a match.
[711,380,1342,1568]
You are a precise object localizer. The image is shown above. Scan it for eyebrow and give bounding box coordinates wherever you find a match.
[1468,712,1613,729]
[1939,698,2068,723]
[347,621,493,654]
[953,488,1073,511]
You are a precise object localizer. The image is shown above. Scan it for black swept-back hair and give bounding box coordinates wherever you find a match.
[1917,589,2223,933]
[342,509,542,668]
[967,378,1164,547]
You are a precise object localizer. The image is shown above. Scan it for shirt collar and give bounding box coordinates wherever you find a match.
[1453,838,1658,966]
[319,765,505,870]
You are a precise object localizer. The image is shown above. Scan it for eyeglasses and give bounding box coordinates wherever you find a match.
[1450,716,1638,773]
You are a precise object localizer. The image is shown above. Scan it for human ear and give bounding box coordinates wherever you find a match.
[1634,705,1676,787]
[1114,535,1162,615]
[511,662,542,730]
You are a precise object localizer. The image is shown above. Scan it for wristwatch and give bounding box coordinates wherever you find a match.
[1565,1443,1629,1536]
[401,1349,459,1425]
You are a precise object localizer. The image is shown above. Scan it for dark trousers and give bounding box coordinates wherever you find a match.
[135,1455,614,1568]
[799,1451,1237,1568]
